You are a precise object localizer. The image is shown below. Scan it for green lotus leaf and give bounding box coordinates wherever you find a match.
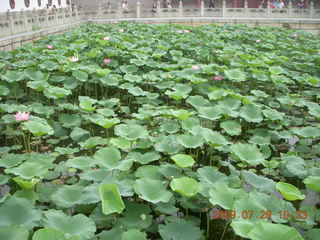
[209,183,247,209]
[100,74,119,86]
[159,217,203,240]
[120,65,138,74]
[44,86,71,99]
[160,121,180,134]
[43,210,96,240]
[13,177,39,190]
[0,225,29,240]
[169,109,193,120]
[186,95,210,108]
[32,228,66,240]
[133,178,172,203]
[99,183,125,215]
[110,137,132,150]
[98,227,123,240]
[2,70,25,82]
[0,153,25,168]
[22,121,54,137]
[96,118,120,129]
[124,74,143,83]
[115,124,148,141]
[170,177,202,197]
[55,147,79,155]
[51,185,83,208]
[39,60,59,71]
[113,201,152,230]
[231,220,255,238]
[201,130,230,146]
[230,143,265,166]
[239,104,263,123]
[276,182,305,201]
[94,147,132,171]
[25,70,45,81]
[135,165,164,180]
[0,196,41,230]
[263,108,284,121]
[58,114,81,128]
[72,70,88,82]
[243,170,276,193]
[177,134,204,148]
[269,66,287,75]
[70,127,90,142]
[79,137,106,149]
[303,176,320,192]
[224,68,246,82]
[292,126,320,138]
[122,229,147,240]
[247,222,303,240]
[305,229,320,240]
[198,106,221,120]
[171,154,195,168]
[27,80,49,91]
[127,151,161,164]
[5,161,49,179]
[220,120,241,136]
[208,89,228,100]
[281,155,307,179]
[308,107,320,118]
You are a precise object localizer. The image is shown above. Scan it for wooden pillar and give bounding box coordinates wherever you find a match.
[232,0,244,7]
[197,0,201,7]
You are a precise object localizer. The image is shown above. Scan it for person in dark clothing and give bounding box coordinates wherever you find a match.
[209,0,215,8]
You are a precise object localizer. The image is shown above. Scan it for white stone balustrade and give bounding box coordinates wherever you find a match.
[0,2,319,39]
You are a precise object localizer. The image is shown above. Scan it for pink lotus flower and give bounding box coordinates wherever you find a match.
[119,29,124,33]
[103,58,112,64]
[144,21,149,24]
[104,36,110,41]
[47,45,53,49]
[255,39,261,43]
[70,56,79,62]
[292,34,298,38]
[191,65,200,70]
[184,30,190,33]
[14,111,30,121]
[211,50,216,54]
[213,75,223,81]
[112,20,118,24]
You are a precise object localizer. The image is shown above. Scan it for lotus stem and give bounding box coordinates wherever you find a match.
[219,220,230,240]
[206,212,210,240]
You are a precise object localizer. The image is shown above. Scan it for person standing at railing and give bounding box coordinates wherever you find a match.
[298,0,304,9]
[209,0,215,8]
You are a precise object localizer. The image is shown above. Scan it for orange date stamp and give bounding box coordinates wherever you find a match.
[210,209,308,220]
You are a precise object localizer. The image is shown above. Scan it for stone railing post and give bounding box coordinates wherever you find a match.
[266,0,271,17]
[6,10,14,35]
[244,0,248,16]
[20,9,28,32]
[97,4,103,18]
[222,0,226,17]
[117,2,122,18]
[288,0,292,16]
[54,8,59,25]
[74,4,79,20]
[33,8,39,28]
[156,0,162,17]
[136,1,141,18]
[309,1,314,18]
[179,0,183,17]
[61,8,66,24]
[200,0,205,16]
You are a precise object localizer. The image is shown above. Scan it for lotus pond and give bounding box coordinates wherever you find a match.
[0,22,319,240]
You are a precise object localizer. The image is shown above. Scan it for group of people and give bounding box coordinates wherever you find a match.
[258,0,305,9]
[121,1,129,13]
[162,0,172,8]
